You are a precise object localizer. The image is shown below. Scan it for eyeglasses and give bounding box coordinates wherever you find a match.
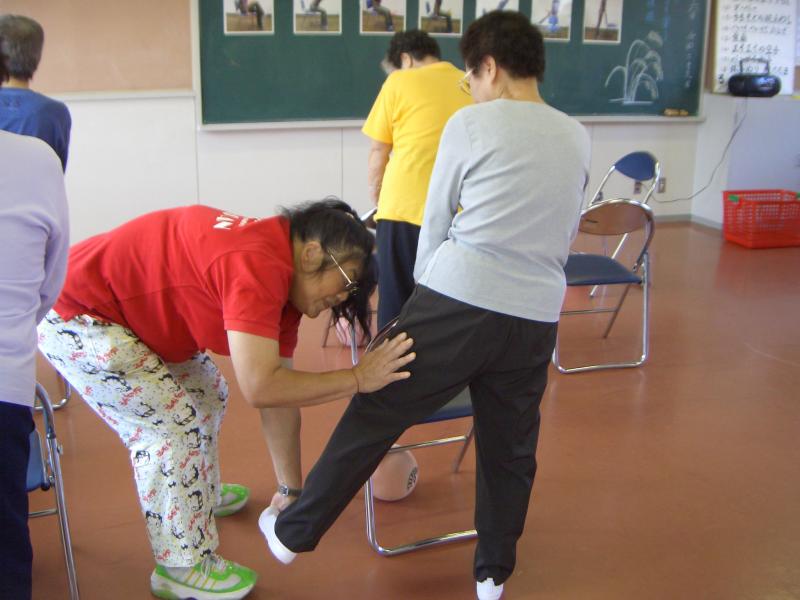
[457,68,474,96]
[328,252,359,295]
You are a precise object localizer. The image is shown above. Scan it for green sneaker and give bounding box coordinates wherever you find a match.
[213,483,250,517]
[151,553,257,599]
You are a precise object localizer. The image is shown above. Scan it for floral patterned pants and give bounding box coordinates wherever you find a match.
[38,311,228,567]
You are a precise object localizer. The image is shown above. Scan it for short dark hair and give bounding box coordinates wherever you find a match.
[460,10,545,81]
[280,198,377,342]
[0,15,44,81]
[386,29,441,69]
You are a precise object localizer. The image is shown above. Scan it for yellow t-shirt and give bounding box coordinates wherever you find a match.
[362,61,472,226]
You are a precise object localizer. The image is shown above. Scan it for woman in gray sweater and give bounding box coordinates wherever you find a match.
[262,11,590,600]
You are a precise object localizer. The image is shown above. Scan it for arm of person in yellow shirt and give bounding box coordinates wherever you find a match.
[367,139,392,205]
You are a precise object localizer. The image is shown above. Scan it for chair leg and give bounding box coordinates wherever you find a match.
[47,436,80,599]
[54,375,72,411]
[602,283,632,339]
[554,264,650,374]
[321,319,332,347]
[349,323,359,366]
[639,255,650,364]
[590,233,631,298]
[451,425,473,473]
[364,477,477,556]
[364,431,477,556]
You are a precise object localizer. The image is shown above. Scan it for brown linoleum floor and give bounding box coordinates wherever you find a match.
[29,223,800,599]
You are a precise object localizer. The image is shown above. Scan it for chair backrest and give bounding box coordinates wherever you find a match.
[614,152,659,182]
[579,198,655,268]
[361,207,377,234]
[35,383,57,440]
[365,317,398,353]
[590,151,661,206]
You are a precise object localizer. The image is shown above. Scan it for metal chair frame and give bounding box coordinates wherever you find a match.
[553,198,655,374]
[34,372,72,412]
[350,319,477,556]
[28,383,80,599]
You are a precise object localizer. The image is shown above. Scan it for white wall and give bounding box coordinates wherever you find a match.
[689,93,738,227]
[691,93,800,227]
[195,127,374,220]
[726,95,800,191]
[63,93,199,242]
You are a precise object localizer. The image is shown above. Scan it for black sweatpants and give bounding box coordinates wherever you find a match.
[0,401,35,600]
[375,219,421,330]
[275,285,557,585]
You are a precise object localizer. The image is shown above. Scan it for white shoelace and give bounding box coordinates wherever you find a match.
[199,553,228,577]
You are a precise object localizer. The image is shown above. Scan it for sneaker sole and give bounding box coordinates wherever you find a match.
[151,572,255,600]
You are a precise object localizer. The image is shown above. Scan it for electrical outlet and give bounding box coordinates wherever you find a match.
[658,178,667,193]
[633,180,643,194]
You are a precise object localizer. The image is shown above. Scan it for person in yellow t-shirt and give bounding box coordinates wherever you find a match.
[363,30,472,328]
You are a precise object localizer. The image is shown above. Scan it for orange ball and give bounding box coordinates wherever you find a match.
[372,449,419,501]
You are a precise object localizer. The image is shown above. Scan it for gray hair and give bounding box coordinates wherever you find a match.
[0,15,44,81]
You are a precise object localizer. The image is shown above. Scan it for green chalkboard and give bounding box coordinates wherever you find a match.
[199,1,708,124]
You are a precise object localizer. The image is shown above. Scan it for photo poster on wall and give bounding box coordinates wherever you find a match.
[712,0,797,94]
[418,1,464,36]
[532,0,572,42]
[476,0,520,17]
[294,0,343,35]
[223,0,275,34]
[582,0,623,44]
[360,0,407,34]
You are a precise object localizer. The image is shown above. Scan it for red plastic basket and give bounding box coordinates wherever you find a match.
[723,189,800,249]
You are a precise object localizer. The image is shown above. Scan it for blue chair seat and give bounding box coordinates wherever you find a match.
[564,253,642,286]
[422,387,472,424]
[26,430,49,492]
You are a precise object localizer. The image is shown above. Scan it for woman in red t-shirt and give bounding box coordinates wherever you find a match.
[38,199,414,600]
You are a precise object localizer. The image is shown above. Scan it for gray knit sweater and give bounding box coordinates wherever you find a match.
[414,99,590,323]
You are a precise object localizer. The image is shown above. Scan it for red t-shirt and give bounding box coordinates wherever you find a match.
[54,206,302,362]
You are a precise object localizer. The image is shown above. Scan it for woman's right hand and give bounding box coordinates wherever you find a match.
[352,332,415,393]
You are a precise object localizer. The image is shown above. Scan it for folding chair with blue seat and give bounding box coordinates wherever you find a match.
[28,383,80,599]
[553,198,655,374]
[349,318,477,556]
